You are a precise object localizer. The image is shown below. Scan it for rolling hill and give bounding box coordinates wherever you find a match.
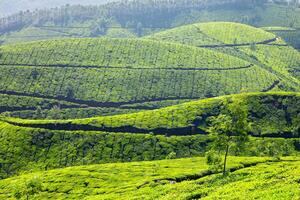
[0,36,288,119]
[0,22,299,172]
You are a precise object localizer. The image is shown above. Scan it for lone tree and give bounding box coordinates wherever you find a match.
[206,97,250,175]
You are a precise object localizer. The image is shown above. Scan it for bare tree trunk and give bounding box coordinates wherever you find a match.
[223,144,229,175]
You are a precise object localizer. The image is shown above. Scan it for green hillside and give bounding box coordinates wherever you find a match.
[0,38,249,69]
[0,156,298,200]
[148,22,277,46]
[148,22,300,87]
[5,92,300,137]
[0,37,287,119]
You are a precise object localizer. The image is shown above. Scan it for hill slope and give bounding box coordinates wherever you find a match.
[0,37,286,119]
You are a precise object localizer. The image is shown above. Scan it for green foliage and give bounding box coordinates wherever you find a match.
[0,35,285,118]
[206,97,250,174]
[0,38,249,70]
[0,94,79,113]
[0,121,210,178]
[205,150,222,171]
[166,151,177,160]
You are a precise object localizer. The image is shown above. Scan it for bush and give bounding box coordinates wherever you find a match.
[166,152,177,160]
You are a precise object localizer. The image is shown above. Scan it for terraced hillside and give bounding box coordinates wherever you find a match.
[0,92,299,178]
[0,156,298,200]
[0,37,286,119]
[148,22,300,87]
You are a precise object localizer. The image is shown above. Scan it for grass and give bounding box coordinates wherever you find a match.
[0,156,298,199]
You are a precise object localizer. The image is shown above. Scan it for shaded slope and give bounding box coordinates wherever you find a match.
[4,92,300,138]
[262,27,300,51]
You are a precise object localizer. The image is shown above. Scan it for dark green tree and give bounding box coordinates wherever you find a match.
[206,97,250,175]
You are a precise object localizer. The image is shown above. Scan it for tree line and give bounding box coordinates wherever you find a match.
[0,0,272,35]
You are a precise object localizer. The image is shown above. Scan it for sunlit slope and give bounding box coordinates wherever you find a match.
[0,38,283,119]
[0,38,248,69]
[0,157,298,200]
[148,22,300,88]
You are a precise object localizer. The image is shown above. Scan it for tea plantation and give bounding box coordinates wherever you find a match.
[0,18,299,200]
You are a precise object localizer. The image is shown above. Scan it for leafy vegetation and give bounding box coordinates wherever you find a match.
[148,22,277,46]
[206,97,250,175]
